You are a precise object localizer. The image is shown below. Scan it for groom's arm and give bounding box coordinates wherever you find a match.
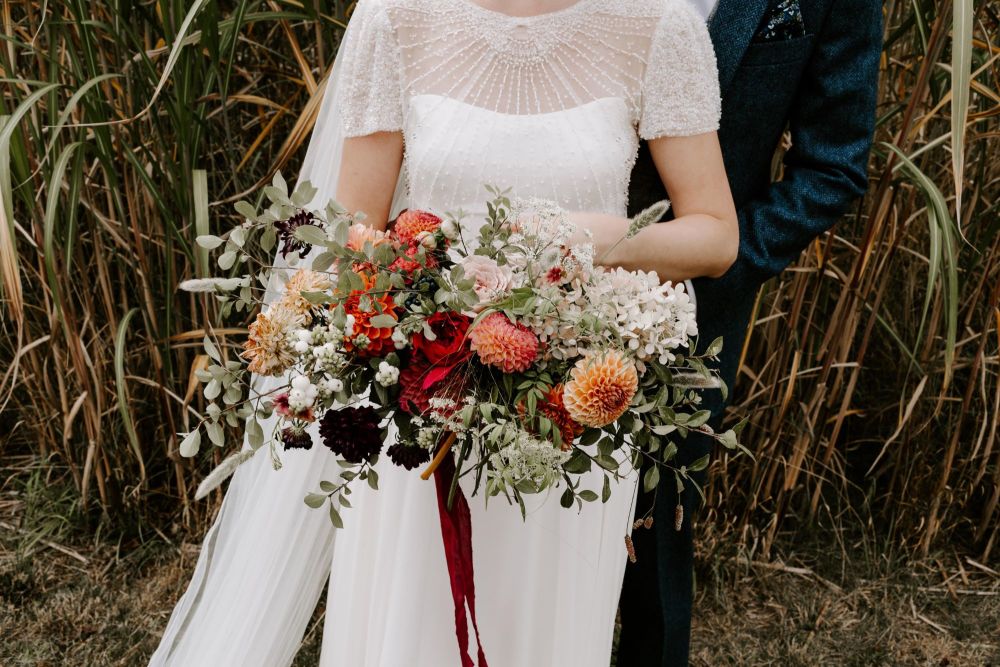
[718,0,882,290]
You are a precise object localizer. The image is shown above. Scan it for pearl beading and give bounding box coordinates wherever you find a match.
[336,0,721,221]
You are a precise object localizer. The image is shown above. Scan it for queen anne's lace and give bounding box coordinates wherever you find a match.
[338,0,720,220]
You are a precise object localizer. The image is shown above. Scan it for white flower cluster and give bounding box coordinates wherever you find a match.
[294,322,349,376]
[585,268,698,365]
[287,375,318,412]
[375,361,399,387]
[487,429,571,490]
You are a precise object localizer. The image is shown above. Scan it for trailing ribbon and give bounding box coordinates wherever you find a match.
[433,453,489,667]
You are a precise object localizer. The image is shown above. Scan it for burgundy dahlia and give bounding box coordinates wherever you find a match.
[319,406,383,463]
[387,442,431,470]
[281,425,313,450]
[274,209,316,259]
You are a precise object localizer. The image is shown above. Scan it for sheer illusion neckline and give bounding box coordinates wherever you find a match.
[451,0,598,22]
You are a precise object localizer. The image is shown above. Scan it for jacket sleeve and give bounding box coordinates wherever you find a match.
[719,0,882,289]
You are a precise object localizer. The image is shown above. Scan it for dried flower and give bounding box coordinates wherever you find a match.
[242,305,303,376]
[279,269,331,317]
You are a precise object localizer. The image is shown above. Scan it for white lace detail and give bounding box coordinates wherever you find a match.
[338,0,721,219]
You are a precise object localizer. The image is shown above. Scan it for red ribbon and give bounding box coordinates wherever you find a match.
[433,454,489,667]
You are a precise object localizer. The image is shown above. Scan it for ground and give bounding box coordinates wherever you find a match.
[2,511,997,667]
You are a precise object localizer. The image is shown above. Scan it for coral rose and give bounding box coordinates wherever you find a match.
[469,312,539,373]
[562,350,638,428]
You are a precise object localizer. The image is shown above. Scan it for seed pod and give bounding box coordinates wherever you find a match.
[624,535,637,563]
[644,516,654,529]
[674,504,684,531]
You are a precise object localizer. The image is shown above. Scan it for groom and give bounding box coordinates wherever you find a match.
[621,0,881,664]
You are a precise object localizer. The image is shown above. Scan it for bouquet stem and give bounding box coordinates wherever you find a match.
[421,431,458,480]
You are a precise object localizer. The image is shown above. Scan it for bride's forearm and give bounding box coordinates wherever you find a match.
[568,211,738,283]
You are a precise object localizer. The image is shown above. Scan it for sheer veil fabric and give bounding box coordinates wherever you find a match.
[149,0,720,665]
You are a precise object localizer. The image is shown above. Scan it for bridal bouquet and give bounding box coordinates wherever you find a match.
[181,174,745,526]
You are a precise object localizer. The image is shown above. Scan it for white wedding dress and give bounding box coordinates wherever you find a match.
[149,1,719,665]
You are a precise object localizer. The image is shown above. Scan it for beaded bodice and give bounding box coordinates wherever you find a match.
[337,0,720,219]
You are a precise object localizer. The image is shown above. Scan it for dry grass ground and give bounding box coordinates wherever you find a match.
[2,493,997,667]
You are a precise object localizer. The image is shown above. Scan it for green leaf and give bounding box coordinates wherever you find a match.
[294,224,328,247]
[578,490,599,502]
[329,504,345,529]
[688,454,710,472]
[247,418,264,450]
[304,493,327,509]
[369,314,397,328]
[179,429,201,458]
[560,488,574,508]
[643,465,660,493]
[563,450,592,474]
[206,421,225,447]
[704,336,724,357]
[601,475,611,502]
[235,200,258,221]
[196,234,224,250]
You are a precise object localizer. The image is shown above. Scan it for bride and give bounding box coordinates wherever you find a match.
[150,0,736,665]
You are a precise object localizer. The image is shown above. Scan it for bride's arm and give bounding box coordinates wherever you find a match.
[336,132,404,230]
[569,132,738,283]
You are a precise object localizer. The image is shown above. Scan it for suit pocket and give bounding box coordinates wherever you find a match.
[741,34,815,67]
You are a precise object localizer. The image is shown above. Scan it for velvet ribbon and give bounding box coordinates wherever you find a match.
[433,454,489,667]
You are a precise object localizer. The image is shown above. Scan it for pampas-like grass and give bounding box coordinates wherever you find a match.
[194,448,260,501]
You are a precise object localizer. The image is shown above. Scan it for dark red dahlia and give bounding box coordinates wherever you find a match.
[274,209,317,259]
[387,442,431,470]
[319,406,383,463]
[281,425,314,450]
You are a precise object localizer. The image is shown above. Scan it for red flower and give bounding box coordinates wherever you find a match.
[398,354,469,415]
[413,312,473,382]
[388,244,436,276]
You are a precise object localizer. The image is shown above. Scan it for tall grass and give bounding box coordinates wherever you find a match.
[0,1,997,559]
[0,0,350,530]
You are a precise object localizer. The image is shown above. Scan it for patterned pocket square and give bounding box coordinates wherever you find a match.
[755,0,807,42]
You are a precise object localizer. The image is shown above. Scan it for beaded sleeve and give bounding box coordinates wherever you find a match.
[338,0,405,138]
[638,0,722,140]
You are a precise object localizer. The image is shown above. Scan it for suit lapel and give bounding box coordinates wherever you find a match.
[709,0,772,92]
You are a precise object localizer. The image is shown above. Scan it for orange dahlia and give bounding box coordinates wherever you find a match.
[563,351,638,428]
[391,210,441,244]
[342,273,398,358]
[242,305,303,376]
[469,312,539,373]
[278,269,331,317]
[519,384,584,451]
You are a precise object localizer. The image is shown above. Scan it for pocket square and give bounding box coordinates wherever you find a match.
[754,0,806,42]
